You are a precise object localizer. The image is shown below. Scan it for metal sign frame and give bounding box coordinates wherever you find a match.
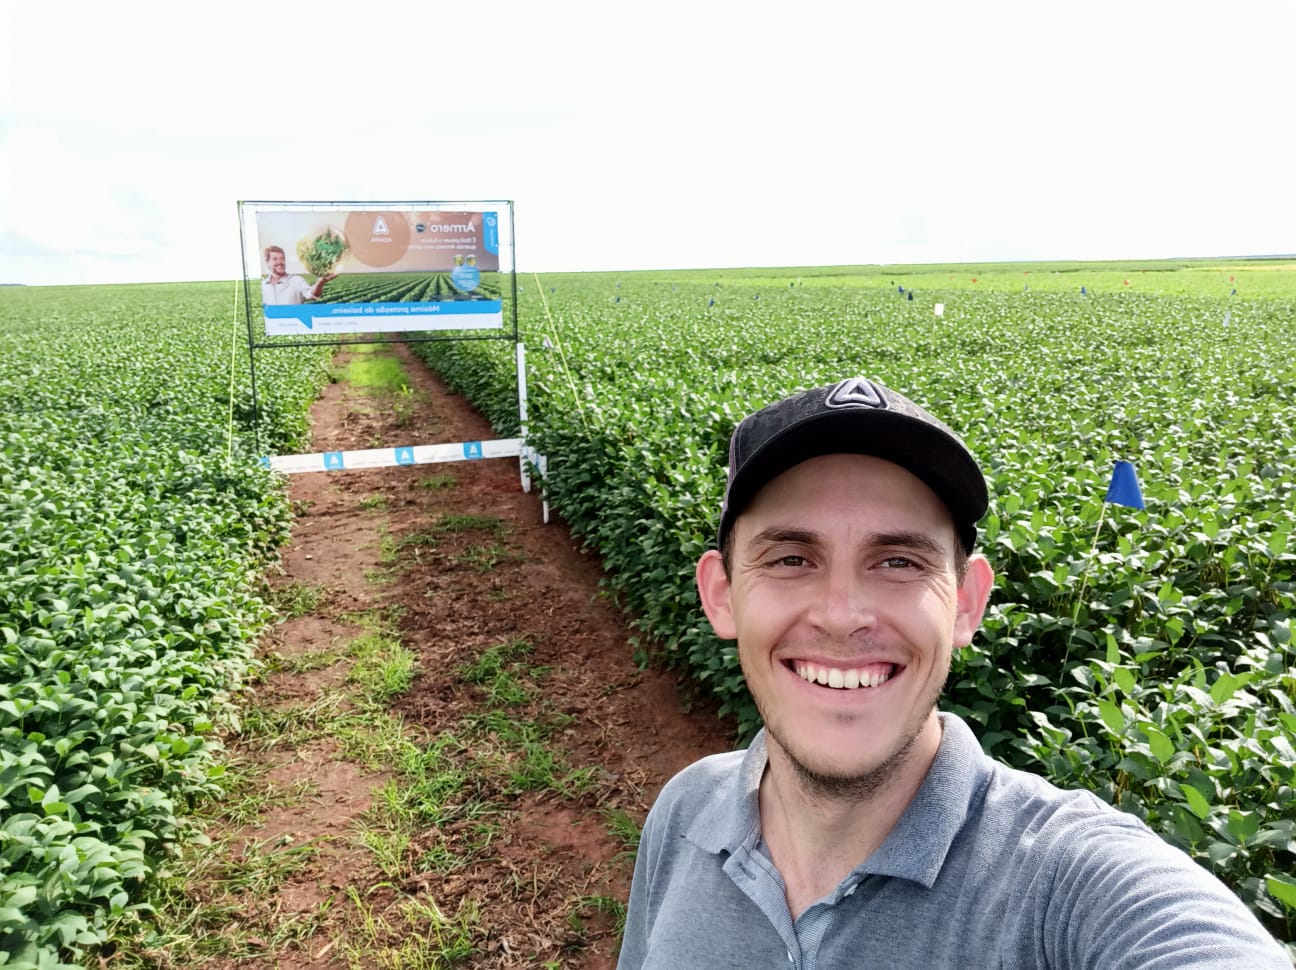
[237,200,540,503]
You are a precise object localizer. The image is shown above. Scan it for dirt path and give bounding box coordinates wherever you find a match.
[186,343,734,969]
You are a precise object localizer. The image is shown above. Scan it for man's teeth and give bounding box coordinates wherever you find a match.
[795,662,892,690]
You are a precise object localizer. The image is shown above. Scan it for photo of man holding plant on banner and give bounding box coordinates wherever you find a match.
[260,243,337,305]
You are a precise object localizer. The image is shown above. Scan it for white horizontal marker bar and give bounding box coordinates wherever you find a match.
[261,438,524,474]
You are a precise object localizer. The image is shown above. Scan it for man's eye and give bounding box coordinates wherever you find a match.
[881,556,917,569]
[772,555,807,568]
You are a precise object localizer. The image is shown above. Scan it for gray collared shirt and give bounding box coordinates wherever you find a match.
[619,713,1290,969]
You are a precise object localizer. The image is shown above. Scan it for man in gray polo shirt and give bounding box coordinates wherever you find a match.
[618,377,1290,969]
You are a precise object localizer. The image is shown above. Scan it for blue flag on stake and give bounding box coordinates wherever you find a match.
[1105,460,1145,509]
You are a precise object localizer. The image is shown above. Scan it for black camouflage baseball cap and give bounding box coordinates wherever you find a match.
[717,377,988,554]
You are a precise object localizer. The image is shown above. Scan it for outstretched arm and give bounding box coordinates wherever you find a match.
[309,274,336,299]
[1044,821,1291,969]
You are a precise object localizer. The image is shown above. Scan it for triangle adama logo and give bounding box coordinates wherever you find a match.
[825,377,886,409]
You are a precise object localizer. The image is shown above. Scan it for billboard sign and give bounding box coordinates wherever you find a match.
[252,207,505,335]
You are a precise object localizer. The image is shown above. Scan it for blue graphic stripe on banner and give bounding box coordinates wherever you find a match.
[483,212,499,254]
[264,300,503,322]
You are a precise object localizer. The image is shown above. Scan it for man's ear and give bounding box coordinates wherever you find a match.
[953,554,994,648]
[696,549,737,641]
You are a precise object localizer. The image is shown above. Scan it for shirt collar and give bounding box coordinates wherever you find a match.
[857,713,986,886]
[684,713,989,888]
[684,730,766,855]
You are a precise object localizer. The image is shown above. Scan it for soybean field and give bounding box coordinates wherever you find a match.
[0,282,332,966]
[317,271,504,303]
[2,257,1294,965]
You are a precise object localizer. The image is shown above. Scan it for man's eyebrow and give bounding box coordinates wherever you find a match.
[746,527,945,555]
[870,530,945,555]
[746,527,823,547]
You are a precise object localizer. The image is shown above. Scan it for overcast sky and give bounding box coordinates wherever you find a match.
[2,0,1292,286]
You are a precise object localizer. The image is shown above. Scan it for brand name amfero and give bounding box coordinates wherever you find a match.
[426,223,477,233]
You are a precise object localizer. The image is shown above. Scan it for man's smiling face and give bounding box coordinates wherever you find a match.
[698,453,991,795]
[266,249,286,279]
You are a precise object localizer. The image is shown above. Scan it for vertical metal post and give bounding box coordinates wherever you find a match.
[236,202,262,455]
[516,340,531,493]
[508,200,519,344]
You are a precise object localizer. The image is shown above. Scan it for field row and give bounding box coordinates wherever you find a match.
[0,283,333,967]
[314,271,503,304]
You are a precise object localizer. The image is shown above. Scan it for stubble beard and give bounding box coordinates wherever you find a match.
[757,662,948,803]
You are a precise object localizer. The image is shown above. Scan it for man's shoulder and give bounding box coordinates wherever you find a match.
[931,716,1162,866]
[936,714,1125,828]
[653,747,747,811]
[976,748,1149,844]
[639,745,751,847]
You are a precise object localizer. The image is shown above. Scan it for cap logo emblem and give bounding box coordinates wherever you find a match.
[825,377,885,409]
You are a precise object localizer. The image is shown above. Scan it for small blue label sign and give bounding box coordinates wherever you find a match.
[463,441,483,460]
[394,446,415,465]
[324,451,345,470]
[451,265,481,292]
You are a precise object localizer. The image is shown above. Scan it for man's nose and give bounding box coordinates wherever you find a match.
[809,564,877,640]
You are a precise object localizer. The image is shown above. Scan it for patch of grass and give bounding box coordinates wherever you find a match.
[265,647,344,675]
[600,806,641,861]
[238,694,349,749]
[567,894,627,941]
[213,773,321,829]
[101,836,337,966]
[378,529,400,566]
[505,738,566,792]
[432,513,505,535]
[356,812,414,879]
[340,605,406,629]
[332,709,414,772]
[555,764,600,800]
[269,581,327,619]
[398,530,440,550]
[224,834,326,895]
[453,542,522,574]
[347,627,417,704]
[343,888,481,968]
[458,638,547,707]
[343,349,410,391]
[486,676,533,708]
[392,383,418,427]
[459,637,533,683]
[363,566,398,586]
[357,493,388,512]
[456,710,590,799]
[390,530,438,570]
[417,472,457,490]
[356,730,500,876]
